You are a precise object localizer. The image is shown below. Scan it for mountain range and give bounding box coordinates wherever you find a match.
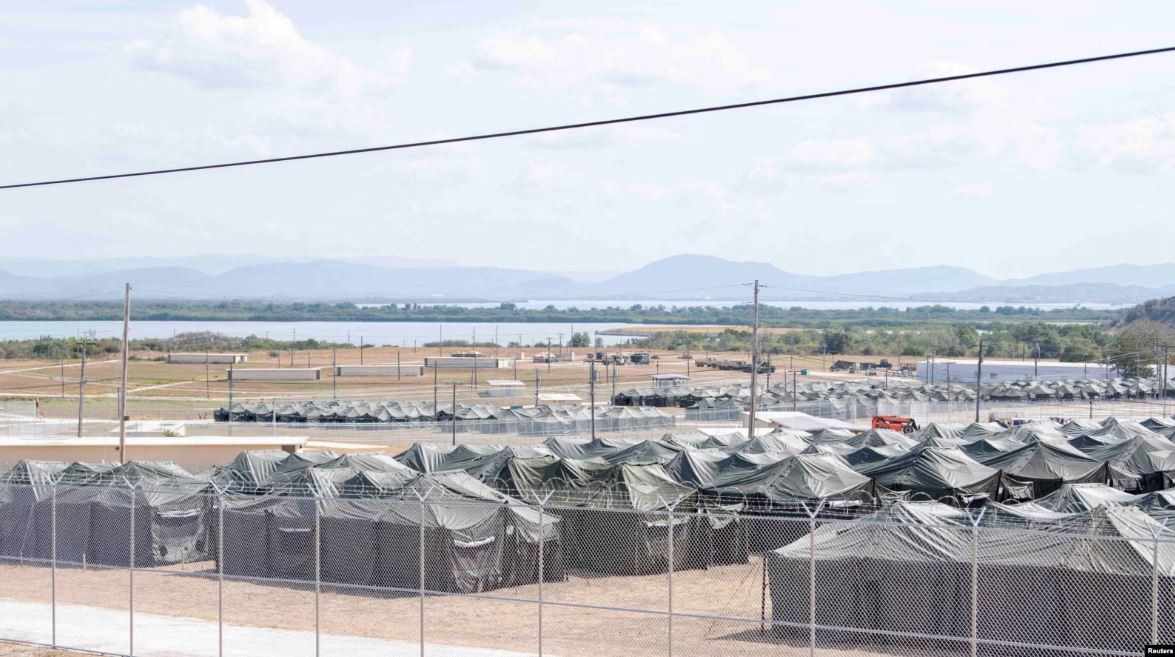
[1,254,1174,304]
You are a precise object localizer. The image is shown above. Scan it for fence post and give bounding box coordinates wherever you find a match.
[667,502,675,657]
[1153,525,1161,645]
[808,512,815,657]
[538,496,548,657]
[217,493,224,657]
[971,517,981,657]
[315,500,321,657]
[129,487,136,657]
[419,490,429,657]
[51,484,57,648]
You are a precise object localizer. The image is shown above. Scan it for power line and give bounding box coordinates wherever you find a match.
[3,45,1175,191]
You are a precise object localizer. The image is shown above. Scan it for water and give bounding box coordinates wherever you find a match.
[360,299,1129,311]
[0,321,650,345]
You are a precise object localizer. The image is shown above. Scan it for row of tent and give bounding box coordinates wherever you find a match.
[2,414,1174,593]
[769,496,1175,654]
[614,376,1170,409]
[214,401,674,432]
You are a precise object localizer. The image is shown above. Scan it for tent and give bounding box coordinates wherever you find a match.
[216,469,563,593]
[861,446,1001,503]
[1082,434,1175,492]
[767,501,1175,654]
[0,460,68,558]
[982,441,1109,500]
[501,458,729,574]
[39,461,211,567]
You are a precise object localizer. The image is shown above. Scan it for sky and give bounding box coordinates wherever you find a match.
[1,0,1174,278]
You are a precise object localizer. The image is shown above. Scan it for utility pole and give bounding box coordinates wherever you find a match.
[1034,342,1039,381]
[433,365,439,419]
[535,372,540,407]
[76,342,88,438]
[748,280,760,436]
[117,283,131,463]
[332,347,337,400]
[228,362,234,420]
[451,382,457,446]
[547,338,552,372]
[975,337,984,423]
[792,369,797,412]
[590,359,596,442]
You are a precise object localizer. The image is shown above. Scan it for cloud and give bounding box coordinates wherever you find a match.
[527,124,683,150]
[127,0,407,99]
[516,161,583,190]
[738,157,787,194]
[1078,112,1175,174]
[459,19,774,99]
[953,183,993,197]
[783,138,877,172]
[368,156,482,186]
[858,61,1007,113]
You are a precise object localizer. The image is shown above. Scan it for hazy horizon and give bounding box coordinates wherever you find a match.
[3,1,1175,278]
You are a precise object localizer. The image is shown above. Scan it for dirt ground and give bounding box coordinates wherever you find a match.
[0,344,903,430]
[0,643,76,657]
[0,556,931,657]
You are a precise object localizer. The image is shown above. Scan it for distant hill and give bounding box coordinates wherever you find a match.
[927,283,1175,305]
[589,254,807,298]
[2,254,1175,303]
[816,265,996,296]
[1008,263,1175,288]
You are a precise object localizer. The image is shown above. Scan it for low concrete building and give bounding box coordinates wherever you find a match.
[227,368,322,381]
[918,358,1110,384]
[537,392,582,404]
[425,357,510,369]
[481,380,525,398]
[334,364,424,377]
[168,353,248,364]
[651,373,690,389]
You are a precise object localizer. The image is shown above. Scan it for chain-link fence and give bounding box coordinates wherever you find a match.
[0,480,1165,657]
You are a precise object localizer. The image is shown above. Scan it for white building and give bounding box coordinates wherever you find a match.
[168,353,248,364]
[917,358,1110,384]
[227,368,322,381]
[651,373,690,389]
[334,364,424,377]
[481,380,525,398]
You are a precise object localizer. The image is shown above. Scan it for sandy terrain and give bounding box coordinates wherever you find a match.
[0,556,928,657]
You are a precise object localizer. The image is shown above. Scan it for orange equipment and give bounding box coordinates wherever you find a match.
[871,415,919,434]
